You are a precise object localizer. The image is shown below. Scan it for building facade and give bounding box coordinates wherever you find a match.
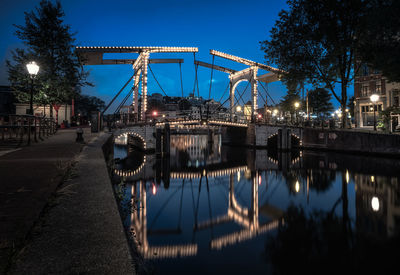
[354,65,400,128]
[15,103,72,124]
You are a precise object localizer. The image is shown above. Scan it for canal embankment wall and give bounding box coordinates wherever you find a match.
[302,128,400,156]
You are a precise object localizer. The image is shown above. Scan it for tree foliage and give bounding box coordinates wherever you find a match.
[358,0,400,82]
[74,94,105,117]
[308,88,333,117]
[279,89,302,114]
[261,0,365,127]
[6,0,90,114]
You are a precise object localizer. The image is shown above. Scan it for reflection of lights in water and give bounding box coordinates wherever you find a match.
[152,184,157,195]
[346,170,349,183]
[237,171,241,182]
[258,175,262,185]
[203,169,206,176]
[295,181,300,193]
[371,196,379,212]
[371,175,375,182]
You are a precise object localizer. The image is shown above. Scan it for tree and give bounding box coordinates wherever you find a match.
[358,0,400,82]
[74,94,105,117]
[279,89,302,114]
[261,0,366,128]
[6,0,90,117]
[307,88,333,117]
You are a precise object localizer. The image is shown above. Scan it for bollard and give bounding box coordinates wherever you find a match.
[76,127,84,142]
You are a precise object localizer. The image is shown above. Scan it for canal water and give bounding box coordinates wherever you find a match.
[112,134,400,274]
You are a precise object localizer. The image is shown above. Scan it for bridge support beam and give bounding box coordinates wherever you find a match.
[229,67,258,122]
[277,128,292,151]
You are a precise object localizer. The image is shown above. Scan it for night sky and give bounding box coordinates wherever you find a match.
[0,0,344,112]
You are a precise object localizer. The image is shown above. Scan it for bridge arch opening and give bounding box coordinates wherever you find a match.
[291,134,300,148]
[267,132,279,149]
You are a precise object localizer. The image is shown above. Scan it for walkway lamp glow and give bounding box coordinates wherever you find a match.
[236,105,242,112]
[370,94,379,131]
[26,61,40,115]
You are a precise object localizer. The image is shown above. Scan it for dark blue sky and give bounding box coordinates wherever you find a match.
[0,0,344,112]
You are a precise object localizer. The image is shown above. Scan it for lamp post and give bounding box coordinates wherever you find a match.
[370,94,379,131]
[26,61,40,115]
[294,101,300,125]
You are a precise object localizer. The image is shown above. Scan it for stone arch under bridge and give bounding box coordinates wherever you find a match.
[252,125,303,150]
[114,125,156,152]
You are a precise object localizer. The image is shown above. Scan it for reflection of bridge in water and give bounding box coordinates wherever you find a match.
[128,170,283,259]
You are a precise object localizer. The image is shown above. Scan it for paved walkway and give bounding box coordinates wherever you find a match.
[0,128,120,273]
[6,132,134,274]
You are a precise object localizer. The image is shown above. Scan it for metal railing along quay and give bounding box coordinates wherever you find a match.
[0,114,57,147]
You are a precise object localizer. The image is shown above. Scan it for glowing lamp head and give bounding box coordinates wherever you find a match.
[258,114,262,119]
[273,109,278,115]
[294,102,300,109]
[371,196,379,212]
[236,105,242,112]
[370,94,379,103]
[26,61,39,76]
[152,111,158,116]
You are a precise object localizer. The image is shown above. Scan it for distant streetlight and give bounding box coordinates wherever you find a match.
[370,94,379,131]
[236,105,242,112]
[26,61,40,115]
[152,110,158,117]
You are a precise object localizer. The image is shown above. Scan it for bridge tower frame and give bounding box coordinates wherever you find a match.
[209,50,285,121]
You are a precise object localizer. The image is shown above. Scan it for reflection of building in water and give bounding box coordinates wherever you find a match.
[170,134,221,167]
[355,174,400,237]
[128,170,281,259]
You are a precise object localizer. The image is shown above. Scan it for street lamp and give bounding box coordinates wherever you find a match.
[236,105,242,112]
[26,61,40,115]
[370,94,379,131]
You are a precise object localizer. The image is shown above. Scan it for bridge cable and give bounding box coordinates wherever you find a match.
[114,85,136,114]
[179,62,184,98]
[208,55,215,100]
[214,79,251,114]
[148,64,168,96]
[102,73,137,115]
[148,185,182,231]
[257,82,270,106]
[259,81,276,105]
[217,81,231,104]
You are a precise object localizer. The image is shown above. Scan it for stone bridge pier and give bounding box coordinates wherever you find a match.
[222,124,303,150]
